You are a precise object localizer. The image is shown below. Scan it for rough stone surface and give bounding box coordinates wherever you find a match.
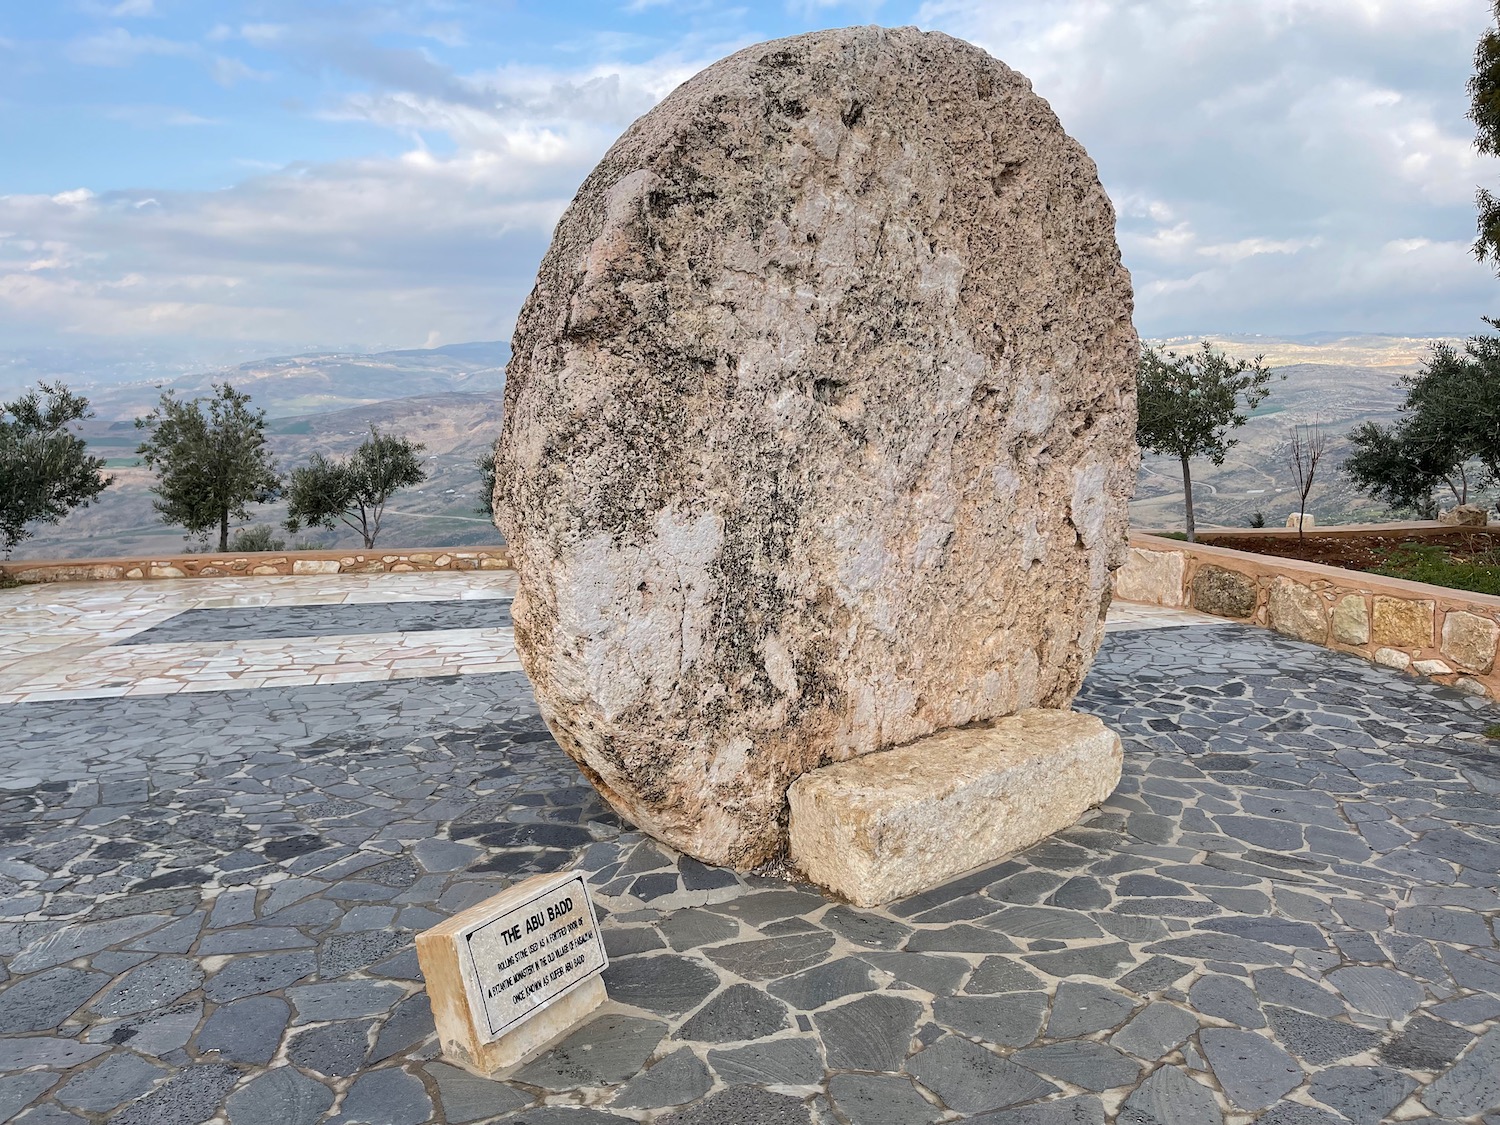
[1267,578,1327,644]
[1190,567,1258,619]
[1440,503,1488,525]
[1423,1027,1500,1118]
[225,1066,334,1125]
[827,1074,943,1125]
[656,1086,811,1125]
[1373,646,1411,670]
[789,710,1122,905]
[1116,549,1186,608]
[1330,595,1369,645]
[1371,596,1434,648]
[1442,610,1499,673]
[1199,1028,1301,1110]
[496,25,1138,866]
[1118,1064,1222,1125]
[906,1034,1058,1114]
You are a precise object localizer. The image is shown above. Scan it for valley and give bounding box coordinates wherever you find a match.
[6,333,1467,559]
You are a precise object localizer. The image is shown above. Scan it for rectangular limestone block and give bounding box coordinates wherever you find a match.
[788,709,1123,907]
[1113,547,1187,607]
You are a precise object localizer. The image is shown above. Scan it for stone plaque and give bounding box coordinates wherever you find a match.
[416,870,609,1076]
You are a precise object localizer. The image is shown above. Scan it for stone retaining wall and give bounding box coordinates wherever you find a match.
[1,546,512,584]
[1115,532,1500,699]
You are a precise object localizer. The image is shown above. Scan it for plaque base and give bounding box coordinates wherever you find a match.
[423,964,606,1077]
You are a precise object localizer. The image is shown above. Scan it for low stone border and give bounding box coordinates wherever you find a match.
[1192,519,1461,542]
[1114,531,1500,699]
[1,546,512,584]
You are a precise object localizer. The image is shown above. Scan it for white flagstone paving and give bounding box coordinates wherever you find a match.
[0,572,519,702]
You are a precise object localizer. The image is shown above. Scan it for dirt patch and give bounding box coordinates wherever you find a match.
[1208,531,1494,569]
[1204,531,1500,596]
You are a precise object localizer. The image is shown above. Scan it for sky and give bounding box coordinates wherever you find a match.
[1,0,1497,378]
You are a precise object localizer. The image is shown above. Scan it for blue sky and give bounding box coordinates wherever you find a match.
[1,0,1496,376]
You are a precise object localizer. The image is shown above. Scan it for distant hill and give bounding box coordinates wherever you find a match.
[1132,334,1457,531]
[5,332,1468,559]
[78,341,510,421]
[13,343,512,560]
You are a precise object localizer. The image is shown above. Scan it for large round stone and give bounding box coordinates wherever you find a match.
[497,26,1137,867]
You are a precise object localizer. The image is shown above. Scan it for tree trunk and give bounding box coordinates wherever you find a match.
[218,509,229,553]
[1180,454,1196,543]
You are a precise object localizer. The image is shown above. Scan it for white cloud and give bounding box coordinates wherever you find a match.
[104,105,218,127]
[208,54,272,87]
[66,28,196,66]
[916,0,1499,332]
[12,0,1500,365]
[0,40,725,355]
[79,0,158,17]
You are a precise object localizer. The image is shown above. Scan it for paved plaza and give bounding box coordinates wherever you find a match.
[0,574,1498,1123]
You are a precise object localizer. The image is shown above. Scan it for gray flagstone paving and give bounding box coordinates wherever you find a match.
[1,613,1499,1121]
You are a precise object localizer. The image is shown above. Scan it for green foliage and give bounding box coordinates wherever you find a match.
[1472,8,1500,267]
[1344,338,1500,515]
[284,426,427,548]
[1136,341,1279,541]
[474,437,501,520]
[231,525,286,553]
[1344,421,1446,513]
[1249,511,1266,528]
[1484,722,1500,741]
[135,384,282,553]
[0,382,113,557]
[1373,543,1500,597]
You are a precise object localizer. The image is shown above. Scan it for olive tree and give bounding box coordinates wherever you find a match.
[0,382,112,557]
[1471,4,1500,268]
[1344,339,1500,516]
[1136,341,1279,541]
[474,436,501,521]
[284,427,426,548]
[135,384,282,553]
